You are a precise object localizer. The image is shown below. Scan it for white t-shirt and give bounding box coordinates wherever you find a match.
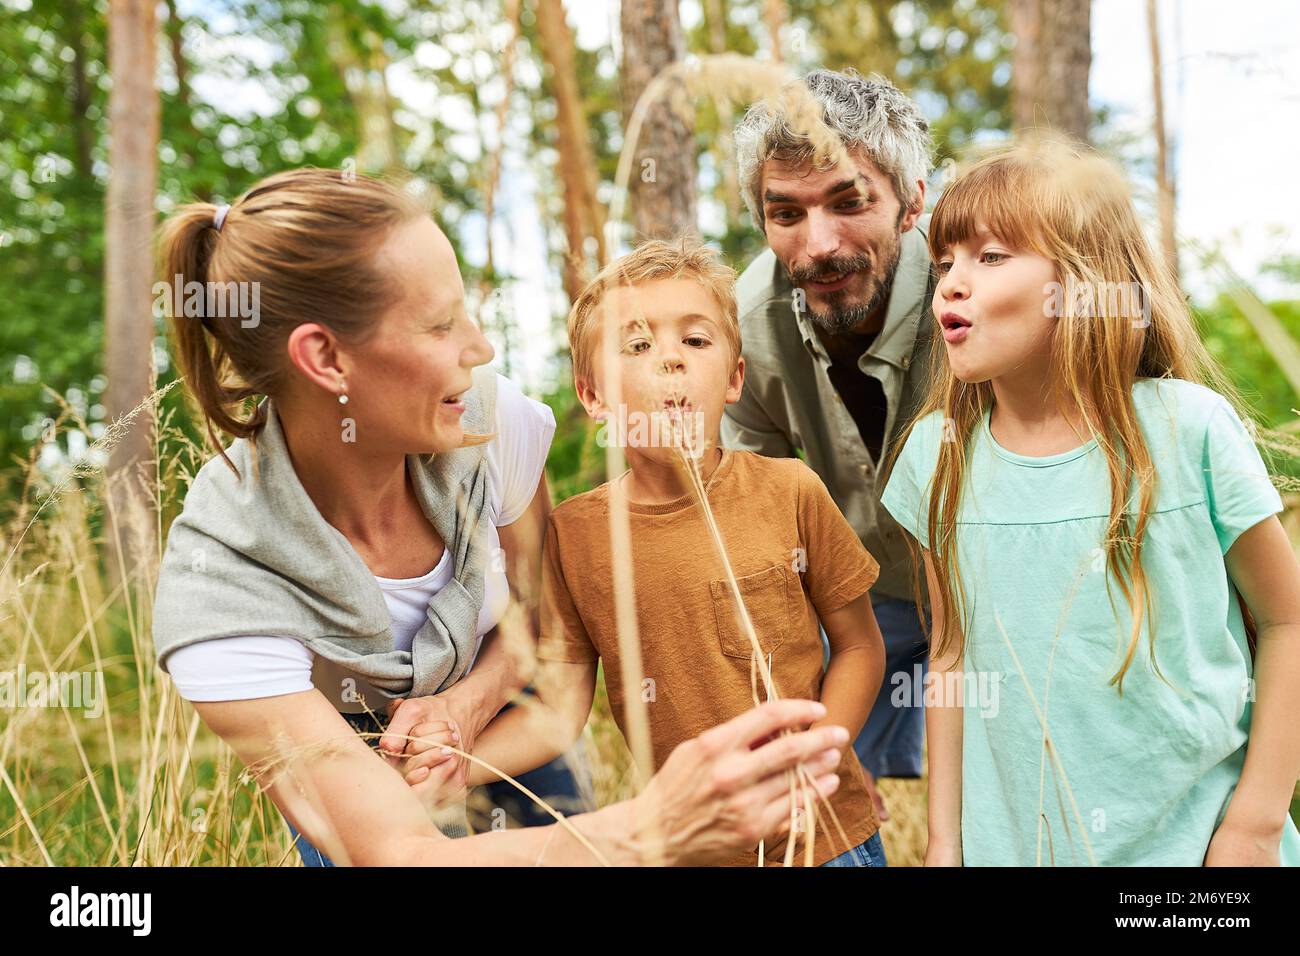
[165,374,555,709]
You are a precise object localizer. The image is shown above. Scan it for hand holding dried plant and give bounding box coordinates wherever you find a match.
[630,700,848,865]
[372,703,471,810]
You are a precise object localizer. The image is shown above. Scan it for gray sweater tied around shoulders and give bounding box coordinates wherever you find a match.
[152,365,499,705]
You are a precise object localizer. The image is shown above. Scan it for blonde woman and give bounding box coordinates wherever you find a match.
[151,167,848,866]
[881,139,1300,866]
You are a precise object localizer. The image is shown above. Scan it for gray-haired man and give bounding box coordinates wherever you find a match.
[722,70,938,819]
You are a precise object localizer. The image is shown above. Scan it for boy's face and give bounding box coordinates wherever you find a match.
[577,277,744,463]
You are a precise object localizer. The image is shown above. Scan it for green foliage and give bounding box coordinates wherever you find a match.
[0,0,513,496]
[0,0,108,480]
[1263,255,1300,286]
[1,0,1297,513]
[1195,296,1300,427]
[539,353,607,502]
[786,0,1013,166]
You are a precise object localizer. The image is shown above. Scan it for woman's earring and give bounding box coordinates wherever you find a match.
[338,379,356,444]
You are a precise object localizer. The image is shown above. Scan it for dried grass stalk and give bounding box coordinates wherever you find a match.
[666,411,849,864]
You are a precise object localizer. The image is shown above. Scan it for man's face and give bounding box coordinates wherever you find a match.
[761,147,923,335]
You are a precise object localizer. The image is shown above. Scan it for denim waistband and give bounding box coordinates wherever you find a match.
[340,710,388,746]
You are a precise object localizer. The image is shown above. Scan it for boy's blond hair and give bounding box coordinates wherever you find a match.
[566,237,741,387]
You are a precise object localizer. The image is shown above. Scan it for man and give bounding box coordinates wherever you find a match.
[723,69,938,818]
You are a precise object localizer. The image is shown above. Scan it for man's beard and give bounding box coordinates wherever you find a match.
[787,233,903,336]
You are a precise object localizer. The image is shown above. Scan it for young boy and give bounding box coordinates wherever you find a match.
[472,238,887,866]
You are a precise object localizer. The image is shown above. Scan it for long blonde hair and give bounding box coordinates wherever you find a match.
[901,137,1245,691]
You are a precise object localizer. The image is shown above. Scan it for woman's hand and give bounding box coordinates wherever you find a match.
[626,699,849,866]
[379,691,486,786]
[379,704,473,812]
[402,745,470,813]
[392,717,459,774]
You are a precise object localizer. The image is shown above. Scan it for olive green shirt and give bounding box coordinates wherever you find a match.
[721,218,938,602]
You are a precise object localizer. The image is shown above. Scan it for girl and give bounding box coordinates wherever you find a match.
[150,167,849,866]
[881,139,1300,866]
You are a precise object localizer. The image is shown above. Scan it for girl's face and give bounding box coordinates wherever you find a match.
[932,227,1058,385]
[345,216,496,454]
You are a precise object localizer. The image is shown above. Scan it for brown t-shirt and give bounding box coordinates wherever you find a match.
[538,448,881,866]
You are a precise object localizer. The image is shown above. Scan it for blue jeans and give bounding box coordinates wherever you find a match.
[285,817,336,867]
[820,830,888,867]
[473,741,595,829]
[844,597,929,779]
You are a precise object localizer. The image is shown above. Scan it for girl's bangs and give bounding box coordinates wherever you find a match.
[928,158,1050,261]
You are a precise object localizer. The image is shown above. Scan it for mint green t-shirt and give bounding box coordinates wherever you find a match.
[882,378,1300,866]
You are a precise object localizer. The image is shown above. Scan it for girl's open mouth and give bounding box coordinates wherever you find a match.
[941,313,971,344]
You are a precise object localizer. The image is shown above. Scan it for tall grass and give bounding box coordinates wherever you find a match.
[1,394,298,865]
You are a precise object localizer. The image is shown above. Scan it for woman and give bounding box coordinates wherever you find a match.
[151,167,847,865]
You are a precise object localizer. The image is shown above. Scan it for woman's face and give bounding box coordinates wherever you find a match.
[344,216,495,454]
[932,226,1058,385]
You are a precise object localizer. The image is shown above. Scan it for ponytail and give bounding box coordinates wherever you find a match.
[157,203,266,472]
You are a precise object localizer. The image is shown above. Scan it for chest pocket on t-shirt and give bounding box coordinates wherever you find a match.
[710,564,792,661]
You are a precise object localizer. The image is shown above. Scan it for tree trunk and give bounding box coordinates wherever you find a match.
[620,0,698,241]
[703,0,742,231]
[1011,0,1092,144]
[1010,0,1039,129]
[104,0,160,575]
[163,0,189,111]
[1146,0,1179,285]
[65,0,93,178]
[326,8,402,176]
[764,0,786,63]
[475,0,521,374]
[535,0,608,301]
